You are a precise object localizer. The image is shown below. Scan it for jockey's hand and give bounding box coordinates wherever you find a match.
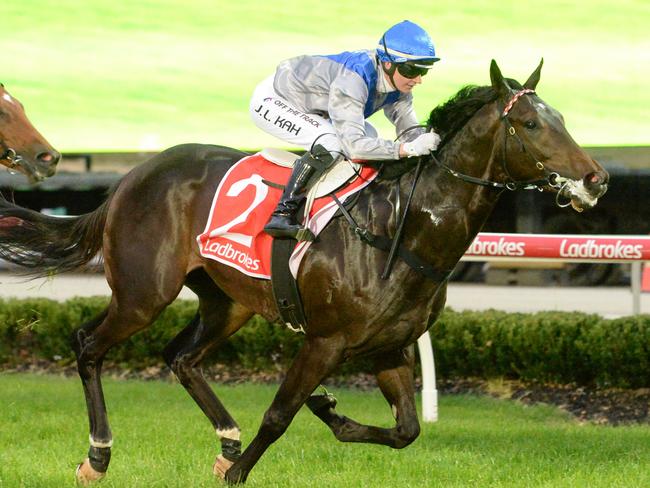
[401,132,441,157]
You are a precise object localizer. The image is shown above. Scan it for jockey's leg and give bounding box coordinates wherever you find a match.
[263,145,333,239]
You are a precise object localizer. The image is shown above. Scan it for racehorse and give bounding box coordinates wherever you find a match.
[0,60,607,484]
[0,84,60,182]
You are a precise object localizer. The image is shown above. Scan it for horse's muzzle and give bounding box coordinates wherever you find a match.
[559,169,609,212]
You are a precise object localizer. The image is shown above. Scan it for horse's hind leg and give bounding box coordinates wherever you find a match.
[162,269,253,477]
[225,336,344,484]
[72,294,178,484]
[306,345,420,448]
[70,310,110,484]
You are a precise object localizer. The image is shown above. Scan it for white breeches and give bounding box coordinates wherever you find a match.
[249,76,378,161]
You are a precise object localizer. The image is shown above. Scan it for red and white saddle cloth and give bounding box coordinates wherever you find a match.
[196,151,378,279]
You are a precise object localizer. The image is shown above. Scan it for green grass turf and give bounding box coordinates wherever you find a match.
[1,0,648,151]
[1,374,649,487]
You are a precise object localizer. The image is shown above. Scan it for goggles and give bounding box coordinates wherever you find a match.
[396,62,432,79]
[379,35,436,79]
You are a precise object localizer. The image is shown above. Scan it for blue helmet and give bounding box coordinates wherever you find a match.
[376,20,439,66]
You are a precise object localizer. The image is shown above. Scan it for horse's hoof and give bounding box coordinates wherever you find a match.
[224,465,247,485]
[306,393,337,414]
[75,458,106,485]
[213,454,234,480]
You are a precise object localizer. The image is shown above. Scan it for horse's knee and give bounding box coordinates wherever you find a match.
[394,418,420,448]
[164,352,194,384]
[162,339,198,384]
[259,409,291,441]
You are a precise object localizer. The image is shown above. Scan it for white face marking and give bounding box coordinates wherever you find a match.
[2,93,14,104]
[535,102,546,111]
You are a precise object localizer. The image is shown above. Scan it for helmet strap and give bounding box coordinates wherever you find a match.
[381,62,399,90]
[379,35,399,90]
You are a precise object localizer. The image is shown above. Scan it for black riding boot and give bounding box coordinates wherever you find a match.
[264,148,332,239]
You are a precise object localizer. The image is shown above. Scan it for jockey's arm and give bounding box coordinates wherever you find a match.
[385,95,441,158]
[328,77,402,161]
[383,93,426,144]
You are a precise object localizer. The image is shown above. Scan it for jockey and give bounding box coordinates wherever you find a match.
[250,20,441,239]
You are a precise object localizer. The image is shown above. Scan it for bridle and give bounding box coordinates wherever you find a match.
[432,88,569,192]
[0,140,21,172]
[377,89,574,279]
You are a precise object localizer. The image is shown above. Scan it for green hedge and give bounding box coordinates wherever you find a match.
[1,298,649,388]
[431,310,650,388]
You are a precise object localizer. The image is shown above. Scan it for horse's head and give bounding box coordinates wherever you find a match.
[0,84,60,183]
[489,60,608,211]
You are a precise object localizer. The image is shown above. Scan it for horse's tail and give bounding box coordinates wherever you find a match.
[0,190,115,277]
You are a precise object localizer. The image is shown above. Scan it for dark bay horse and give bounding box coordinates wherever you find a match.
[0,84,60,182]
[0,61,607,484]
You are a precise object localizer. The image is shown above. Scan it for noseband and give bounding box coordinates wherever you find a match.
[433,88,568,192]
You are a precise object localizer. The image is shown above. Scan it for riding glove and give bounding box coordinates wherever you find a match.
[402,132,441,157]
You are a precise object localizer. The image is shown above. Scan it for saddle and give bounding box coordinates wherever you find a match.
[261,148,362,202]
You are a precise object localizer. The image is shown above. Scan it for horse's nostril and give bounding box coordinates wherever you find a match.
[585,171,605,187]
[38,151,60,164]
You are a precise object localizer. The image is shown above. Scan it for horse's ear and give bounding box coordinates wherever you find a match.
[490,59,510,97]
[523,58,544,90]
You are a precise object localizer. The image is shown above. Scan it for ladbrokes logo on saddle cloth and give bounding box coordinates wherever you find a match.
[196,152,378,279]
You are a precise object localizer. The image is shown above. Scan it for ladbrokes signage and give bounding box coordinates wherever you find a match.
[465,233,650,262]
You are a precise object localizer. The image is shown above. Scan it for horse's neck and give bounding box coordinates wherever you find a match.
[401,121,503,264]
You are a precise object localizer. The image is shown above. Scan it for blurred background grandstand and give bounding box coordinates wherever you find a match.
[1,0,649,285]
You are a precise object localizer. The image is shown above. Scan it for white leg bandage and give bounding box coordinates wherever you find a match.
[89,435,113,448]
[216,427,241,441]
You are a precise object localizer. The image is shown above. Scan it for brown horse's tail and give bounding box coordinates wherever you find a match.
[0,190,115,277]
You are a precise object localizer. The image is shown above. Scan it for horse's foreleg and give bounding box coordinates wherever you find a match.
[306,345,420,448]
[224,336,344,484]
[162,281,253,477]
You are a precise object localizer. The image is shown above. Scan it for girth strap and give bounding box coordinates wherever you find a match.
[270,237,307,333]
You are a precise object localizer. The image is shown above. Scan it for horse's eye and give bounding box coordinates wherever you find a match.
[524,120,537,130]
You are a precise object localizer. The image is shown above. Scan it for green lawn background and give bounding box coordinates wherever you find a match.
[1,0,648,151]
[2,375,650,487]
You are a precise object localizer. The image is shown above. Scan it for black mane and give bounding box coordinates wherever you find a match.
[427,85,497,146]
[427,77,524,146]
[374,79,522,179]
